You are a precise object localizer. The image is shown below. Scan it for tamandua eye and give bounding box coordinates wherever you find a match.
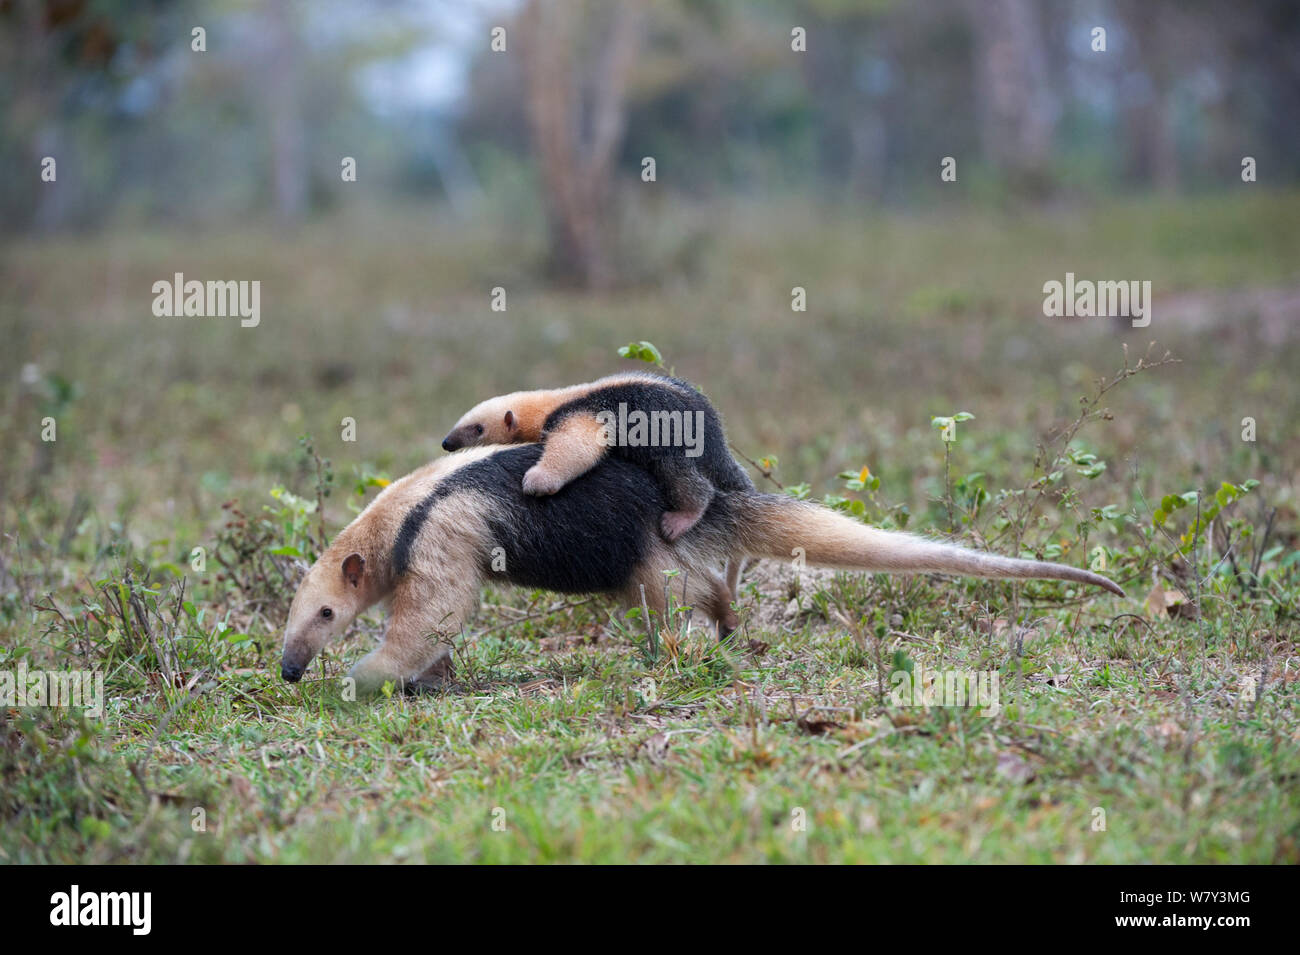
[474,424,484,436]
[320,607,333,620]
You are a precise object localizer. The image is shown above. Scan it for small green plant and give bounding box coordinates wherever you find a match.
[1153,480,1258,548]
[931,411,974,532]
[616,340,666,368]
[350,468,392,513]
[297,434,334,553]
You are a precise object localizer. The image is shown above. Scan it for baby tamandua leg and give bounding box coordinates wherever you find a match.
[520,410,713,543]
[653,461,715,542]
[522,413,610,496]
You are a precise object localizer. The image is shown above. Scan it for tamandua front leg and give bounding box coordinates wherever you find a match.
[407,653,456,693]
[347,573,479,695]
[522,413,610,496]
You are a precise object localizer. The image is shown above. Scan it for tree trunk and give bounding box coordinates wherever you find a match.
[1120,1,1181,193]
[264,0,307,228]
[965,0,1057,193]
[522,0,641,289]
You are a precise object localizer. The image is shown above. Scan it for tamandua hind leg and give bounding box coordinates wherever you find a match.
[707,571,740,639]
[682,569,738,640]
[657,465,715,542]
[725,557,746,597]
[621,553,737,640]
[522,413,610,496]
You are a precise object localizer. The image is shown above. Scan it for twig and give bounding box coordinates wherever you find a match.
[471,596,598,638]
[730,444,784,490]
[639,584,656,662]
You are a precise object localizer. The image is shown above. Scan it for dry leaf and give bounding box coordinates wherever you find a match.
[638,731,671,763]
[1154,720,1185,743]
[1146,580,1199,619]
[996,750,1036,784]
[797,713,845,735]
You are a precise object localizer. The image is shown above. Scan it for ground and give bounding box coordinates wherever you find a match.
[1,191,1297,862]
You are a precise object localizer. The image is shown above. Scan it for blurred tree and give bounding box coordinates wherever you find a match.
[520,0,643,289]
[261,0,307,227]
[962,0,1056,194]
[1118,0,1183,192]
[0,0,188,230]
[5,0,1300,237]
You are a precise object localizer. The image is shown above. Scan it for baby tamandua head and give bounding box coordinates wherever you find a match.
[441,391,549,452]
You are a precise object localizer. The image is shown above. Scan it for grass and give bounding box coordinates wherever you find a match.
[1,190,1297,863]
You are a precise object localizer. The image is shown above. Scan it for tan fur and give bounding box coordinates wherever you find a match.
[441,373,677,451]
[736,498,1125,596]
[725,557,745,596]
[521,413,611,495]
[347,488,491,693]
[281,448,502,694]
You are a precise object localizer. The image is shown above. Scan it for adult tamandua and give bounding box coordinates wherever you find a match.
[280,444,1124,695]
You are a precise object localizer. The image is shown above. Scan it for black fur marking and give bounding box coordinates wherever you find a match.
[392,485,452,578]
[392,446,665,593]
[544,376,753,510]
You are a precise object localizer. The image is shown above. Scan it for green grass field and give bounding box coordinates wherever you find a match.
[1,191,1297,863]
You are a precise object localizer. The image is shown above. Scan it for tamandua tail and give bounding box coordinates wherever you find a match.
[731,494,1125,597]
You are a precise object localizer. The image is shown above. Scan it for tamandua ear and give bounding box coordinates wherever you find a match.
[341,552,365,588]
[504,410,517,432]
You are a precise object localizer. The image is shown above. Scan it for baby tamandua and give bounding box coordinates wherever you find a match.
[441,373,755,544]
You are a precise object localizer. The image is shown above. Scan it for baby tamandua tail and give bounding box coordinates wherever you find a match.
[280,444,1124,695]
[440,373,756,547]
